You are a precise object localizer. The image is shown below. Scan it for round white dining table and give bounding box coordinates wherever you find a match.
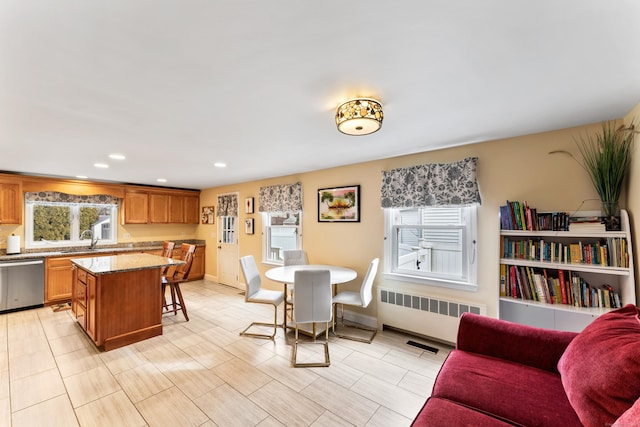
[265,264,357,285]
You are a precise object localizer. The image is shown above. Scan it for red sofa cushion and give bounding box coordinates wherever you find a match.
[412,397,522,427]
[432,350,582,427]
[557,304,640,427]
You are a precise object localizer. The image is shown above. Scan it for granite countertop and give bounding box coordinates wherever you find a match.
[0,240,205,262]
[71,253,185,275]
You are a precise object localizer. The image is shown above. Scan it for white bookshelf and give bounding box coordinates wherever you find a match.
[498,209,635,332]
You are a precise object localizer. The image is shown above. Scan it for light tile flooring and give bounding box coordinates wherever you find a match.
[0,280,452,427]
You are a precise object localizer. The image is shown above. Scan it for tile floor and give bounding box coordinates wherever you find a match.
[0,280,452,426]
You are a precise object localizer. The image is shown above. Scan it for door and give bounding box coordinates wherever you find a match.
[218,216,240,288]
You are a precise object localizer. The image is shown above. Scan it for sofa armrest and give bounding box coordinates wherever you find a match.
[456,312,578,373]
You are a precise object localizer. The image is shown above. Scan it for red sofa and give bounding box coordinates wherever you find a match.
[412,305,640,427]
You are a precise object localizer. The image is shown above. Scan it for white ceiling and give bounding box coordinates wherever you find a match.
[1,1,639,190]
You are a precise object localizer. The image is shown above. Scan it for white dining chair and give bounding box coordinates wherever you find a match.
[239,255,285,340]
[332,258,379,343]
[283,250,309,266]
[292,269,332,368]
[282,250,309,322]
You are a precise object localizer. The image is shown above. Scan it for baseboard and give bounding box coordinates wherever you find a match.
[338,308,378,329]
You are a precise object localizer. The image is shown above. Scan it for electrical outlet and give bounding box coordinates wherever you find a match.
[124,233,131,239]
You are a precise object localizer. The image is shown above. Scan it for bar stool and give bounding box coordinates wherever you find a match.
[162,243,196,321]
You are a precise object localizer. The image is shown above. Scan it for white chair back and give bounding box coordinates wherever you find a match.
[283,250,309,266]
[293,270,332,324]
[239,255,262,300]
[360,258,379,308]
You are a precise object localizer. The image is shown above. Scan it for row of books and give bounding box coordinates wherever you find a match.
[500,201,610,232]
[501,237,629,268]
[500,264,622,308]
[500,201,572,231]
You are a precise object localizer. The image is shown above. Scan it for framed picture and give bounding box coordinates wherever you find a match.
[201,206,215,224]
[245,218,254,234]
[245,197,254,214]
[318,185,360,222]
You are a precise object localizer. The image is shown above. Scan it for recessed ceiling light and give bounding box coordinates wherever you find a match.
[94,163,109,168]
[157,178,167,183]
[76,175,88,179]
[214,162,227,168]
[108,154,126,160]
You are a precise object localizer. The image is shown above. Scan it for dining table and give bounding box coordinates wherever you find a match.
[265,264,357,336]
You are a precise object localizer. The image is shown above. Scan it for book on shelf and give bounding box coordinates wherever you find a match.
[501,265,622,309]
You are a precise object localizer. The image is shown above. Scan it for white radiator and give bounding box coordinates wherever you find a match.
[378,287,487,344]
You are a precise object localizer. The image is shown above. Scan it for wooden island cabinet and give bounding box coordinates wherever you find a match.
[71,253,184,351]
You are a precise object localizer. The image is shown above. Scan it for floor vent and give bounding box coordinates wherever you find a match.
[379,289,482,317]
[406,340,439,354]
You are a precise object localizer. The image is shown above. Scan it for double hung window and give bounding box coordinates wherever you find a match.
[384,206,477,290]
[262,212,302,264]
[25,199,118,248]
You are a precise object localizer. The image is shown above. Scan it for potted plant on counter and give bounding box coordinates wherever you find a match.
[576,121,637,231]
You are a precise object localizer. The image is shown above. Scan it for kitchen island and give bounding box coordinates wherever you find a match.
[71,253,184,351]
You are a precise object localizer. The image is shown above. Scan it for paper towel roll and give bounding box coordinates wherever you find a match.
[7,234,20,254]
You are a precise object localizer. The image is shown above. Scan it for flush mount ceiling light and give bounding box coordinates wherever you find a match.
[335,98,383,136]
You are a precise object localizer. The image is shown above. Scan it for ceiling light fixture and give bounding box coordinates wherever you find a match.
[335,98,383,136]
[157,178,167,183]
[109,154,126,160]
[214,162,227,168]
[94,163,109,168]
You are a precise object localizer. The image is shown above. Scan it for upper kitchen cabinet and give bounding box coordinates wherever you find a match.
[184,195,199,224]
[0,181,22,224]
[123,190,149,224]
[123,188,200,225]
[149,193,170,223]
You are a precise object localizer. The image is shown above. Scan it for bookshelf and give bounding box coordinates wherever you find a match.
[498,206,635,332]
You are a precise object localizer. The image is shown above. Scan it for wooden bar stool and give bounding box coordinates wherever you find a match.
[162,243,195,321]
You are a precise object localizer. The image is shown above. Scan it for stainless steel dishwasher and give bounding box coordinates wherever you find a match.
[0,258,45,313]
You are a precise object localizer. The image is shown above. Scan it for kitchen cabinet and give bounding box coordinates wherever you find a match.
[47,252,111,305]
[123,189,199,224]
[150,193,169,223]
[184,195,199,224]
[168,194,185,223]
[0,181,22,224]
[123,191,149,224]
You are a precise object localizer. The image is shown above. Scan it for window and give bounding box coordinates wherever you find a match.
[262,212,302,264]
[25,201,118,248]
[384,205,477,291]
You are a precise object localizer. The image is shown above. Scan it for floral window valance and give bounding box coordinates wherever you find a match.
[258,182,302,212]
[380,157,481,208]
[217,194,238,217]
[25,191,120,205]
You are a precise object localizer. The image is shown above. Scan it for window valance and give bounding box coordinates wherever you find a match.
[380,157,481,208]
[258,182,302,212]
[217,194,238,217]
[25,192,120,205]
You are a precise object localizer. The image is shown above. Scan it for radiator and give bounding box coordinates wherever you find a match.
[378,287,486,344]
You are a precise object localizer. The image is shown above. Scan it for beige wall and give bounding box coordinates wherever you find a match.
[624,101,640,300]
[197,121,616,324]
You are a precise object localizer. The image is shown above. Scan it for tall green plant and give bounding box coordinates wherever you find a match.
[576,121,636,206]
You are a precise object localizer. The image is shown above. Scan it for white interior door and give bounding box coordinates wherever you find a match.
[217,215,240,288]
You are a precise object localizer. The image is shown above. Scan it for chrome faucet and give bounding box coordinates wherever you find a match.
[80,229,99,249]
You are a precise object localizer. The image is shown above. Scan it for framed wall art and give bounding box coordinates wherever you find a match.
[245,197,254,214]
[201,206,215,224]
[318,185,360,222]
[245,218,254,234]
